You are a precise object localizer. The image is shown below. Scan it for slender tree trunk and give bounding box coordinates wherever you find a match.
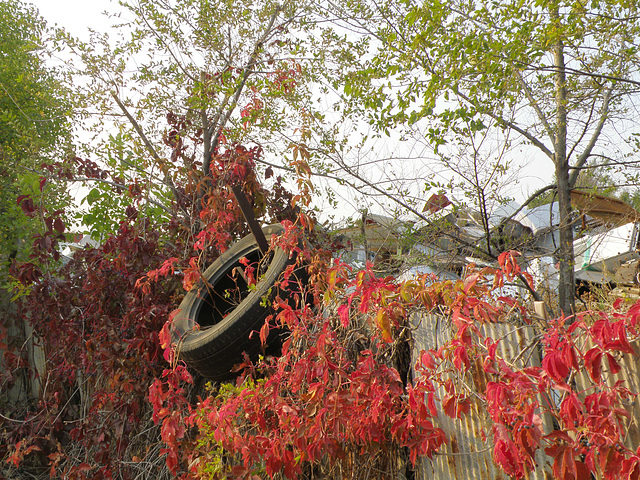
[201,72,212,175]
[552,14,575,316]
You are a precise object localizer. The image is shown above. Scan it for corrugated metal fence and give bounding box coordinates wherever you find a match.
[411,313,640,480]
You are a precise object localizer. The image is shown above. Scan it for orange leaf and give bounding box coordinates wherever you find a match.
[376,309,393,343]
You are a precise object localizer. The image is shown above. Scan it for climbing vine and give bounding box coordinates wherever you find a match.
[1,136,299,478]
[150,248,640,479]
[3,132,640,480]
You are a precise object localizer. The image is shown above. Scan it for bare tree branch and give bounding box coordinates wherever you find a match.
[569,86,613,187]
[136,5,198,83]
[515,71,556,145]
[110,91,188,216]
[204,6,283,174]
[454,88,555,160]
[61,176,172,213]
[569,154,640,170]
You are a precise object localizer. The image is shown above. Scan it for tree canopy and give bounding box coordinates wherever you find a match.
[0,0,71,279]
[0,0,70,158]
[323,0,640,313]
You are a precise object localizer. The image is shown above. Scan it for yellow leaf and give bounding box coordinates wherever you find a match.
[376,309,393,343]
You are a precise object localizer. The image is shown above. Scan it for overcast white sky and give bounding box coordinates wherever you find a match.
[28,0,124,39]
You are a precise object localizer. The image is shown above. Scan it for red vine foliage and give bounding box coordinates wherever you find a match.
[150,244,640,480]
[1,133,300,478]
[3,130,640,480]
[3,216,184,479]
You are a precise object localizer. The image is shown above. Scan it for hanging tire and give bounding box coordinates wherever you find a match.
[171,224,303,381]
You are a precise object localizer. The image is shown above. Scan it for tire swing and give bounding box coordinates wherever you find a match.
[171,224,302,381]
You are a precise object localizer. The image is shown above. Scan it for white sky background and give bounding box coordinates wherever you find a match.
[28,0,124,40]
[26,0,556,224]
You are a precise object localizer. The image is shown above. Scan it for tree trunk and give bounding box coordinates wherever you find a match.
[1,289,46,407]
[552,17,576,316]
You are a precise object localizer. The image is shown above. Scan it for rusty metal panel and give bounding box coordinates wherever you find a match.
[571,190,639,227]
[411,314,554,480]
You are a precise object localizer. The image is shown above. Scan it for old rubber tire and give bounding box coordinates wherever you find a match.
[171,224,300,381]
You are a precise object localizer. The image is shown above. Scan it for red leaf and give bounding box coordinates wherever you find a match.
[612,321,635,354]
[442,394,457,419]
[163,448,179,474]
[17,195,36,217]
[559,393,583,427]
[53,217,65,234]
[182,257,201,291]
[420,350,435,369]
[562,343,579,370]
[457,397,471,417]
[606,352,621,375]
[159,321,172,350]
[463,272,481,293]
[232,465,248,476]
[622,456,640,480]
[598,446,625,479]
[493,427,523,478]
[8,440,23,467]
[575,460,591,480]
[498,251,521,279]
[543,350,570,383]
[259,320,270,346]
[486,338,498,359]
[427,392,437,417]
[442,393,469,419]
[584,348,603,383]
[546,444,577,480]
[452,344,470,371]
[483,356,499,374]
[562,447,577,480]
[337,304,349,328]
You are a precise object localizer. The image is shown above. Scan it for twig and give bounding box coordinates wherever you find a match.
[0,412,29,423]
[110,92,189,218]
